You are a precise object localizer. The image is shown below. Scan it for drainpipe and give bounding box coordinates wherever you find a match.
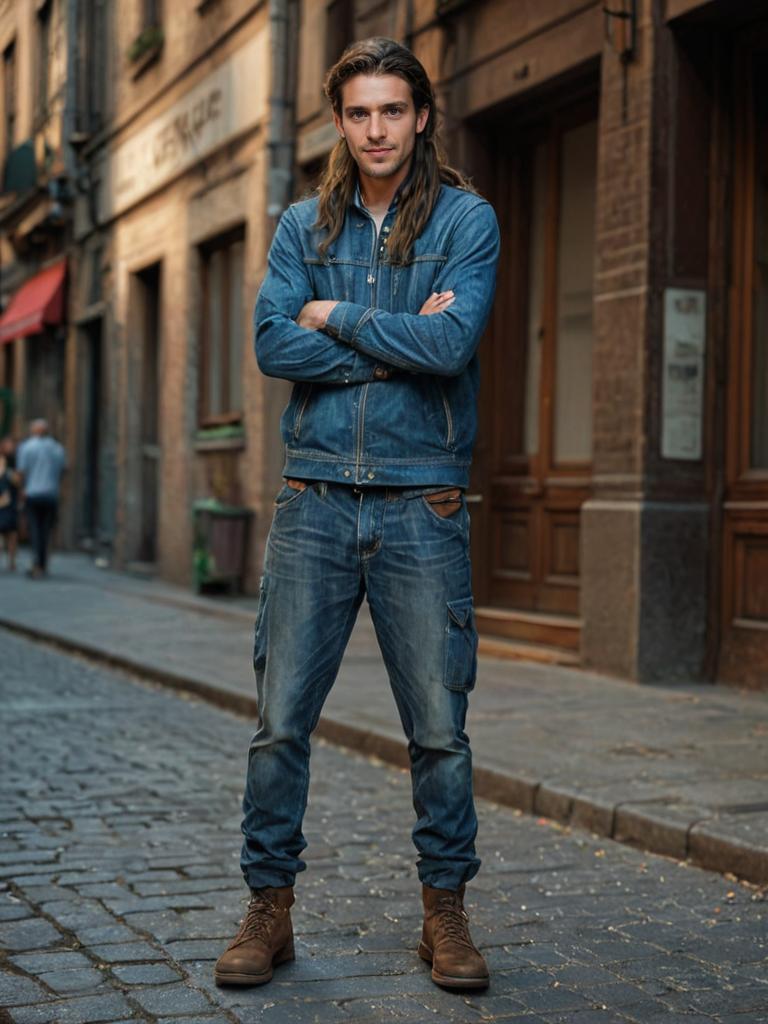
[266,0,298,225]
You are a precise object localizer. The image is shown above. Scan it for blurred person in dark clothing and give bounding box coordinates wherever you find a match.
[17,419,66,578]
[0,436,20,571]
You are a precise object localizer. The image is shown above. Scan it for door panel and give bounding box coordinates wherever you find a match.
[720,31,768,686]
[554,120,596,465]
[474,101,597,641]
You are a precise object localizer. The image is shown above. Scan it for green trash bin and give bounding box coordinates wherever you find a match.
[192,498,253,593]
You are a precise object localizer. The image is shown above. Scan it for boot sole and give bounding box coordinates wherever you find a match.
[214,944,294,987]
[418,941,490,990]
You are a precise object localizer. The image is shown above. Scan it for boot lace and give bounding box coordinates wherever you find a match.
[232,891,279,947]
[434,895,475,949]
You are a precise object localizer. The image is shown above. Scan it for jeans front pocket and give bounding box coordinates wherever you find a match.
[443,596,478,692]
[274,481,310,511]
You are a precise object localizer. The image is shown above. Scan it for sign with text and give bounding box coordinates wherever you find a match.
[662,287,707,461]
[101,30,267,220]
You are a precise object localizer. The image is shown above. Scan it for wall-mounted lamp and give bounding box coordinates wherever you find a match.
[604,0,637,123]
[603,0,637,65]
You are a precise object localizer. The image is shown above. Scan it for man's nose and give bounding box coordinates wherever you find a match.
[367,114,386,140]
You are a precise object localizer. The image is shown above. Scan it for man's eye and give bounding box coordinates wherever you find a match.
[349,111,366,121]
[386,107,403,117]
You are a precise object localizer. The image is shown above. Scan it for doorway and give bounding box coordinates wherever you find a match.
[720,28,768,686]
[472,102,598,657]
[79,317,103,544]
[134,263,162,566]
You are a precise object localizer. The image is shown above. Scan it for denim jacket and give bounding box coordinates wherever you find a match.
[254,183,500,488]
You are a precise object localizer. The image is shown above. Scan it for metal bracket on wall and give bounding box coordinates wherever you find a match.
[603,0,638,124]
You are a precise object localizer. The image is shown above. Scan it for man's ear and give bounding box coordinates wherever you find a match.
[333,111,345,139]
[416,105,429,135]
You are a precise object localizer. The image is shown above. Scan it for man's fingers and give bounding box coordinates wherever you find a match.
[419,290,455,315]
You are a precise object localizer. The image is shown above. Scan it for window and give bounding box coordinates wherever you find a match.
[325,0,354,68]
[3,40,16,157]
[76,0,107,135]
[199,228,245,425]
[36,0,52,125]
[143,0,162,28]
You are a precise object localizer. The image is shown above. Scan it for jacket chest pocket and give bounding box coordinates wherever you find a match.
[390,254,448,309]
[302,257,369,303]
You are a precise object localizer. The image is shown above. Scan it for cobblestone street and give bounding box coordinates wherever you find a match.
[1,628,766,1024]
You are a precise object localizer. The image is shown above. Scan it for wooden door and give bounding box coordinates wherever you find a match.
[720,29,768,687]
[472,103,597,655]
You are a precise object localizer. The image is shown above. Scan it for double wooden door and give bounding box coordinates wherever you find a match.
[472,103,597,654]
[720,29,768,686]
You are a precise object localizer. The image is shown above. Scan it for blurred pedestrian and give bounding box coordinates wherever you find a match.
[17,419,66,579]
[215,38,499,993]
[0,436,20,571]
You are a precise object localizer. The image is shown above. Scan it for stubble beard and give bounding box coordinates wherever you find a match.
[357,145,412,182]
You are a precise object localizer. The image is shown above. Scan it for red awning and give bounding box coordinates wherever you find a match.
[0,260,66,344]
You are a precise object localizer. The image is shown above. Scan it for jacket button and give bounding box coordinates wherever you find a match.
[343,469,351,477]
[367,471,375,480]
[373,367,389,380]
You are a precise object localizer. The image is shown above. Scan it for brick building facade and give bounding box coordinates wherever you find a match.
[1,0,766,688]
[291,0,768,689]
[69,0,282,585]
[0,0,71,452]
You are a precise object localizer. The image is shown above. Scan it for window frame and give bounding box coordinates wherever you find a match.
[3,39,16,159]
[198,225,247,429]
[35,0,52,127]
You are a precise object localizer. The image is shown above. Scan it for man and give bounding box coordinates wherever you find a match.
[17,419,66,579]
[215,37,499,991]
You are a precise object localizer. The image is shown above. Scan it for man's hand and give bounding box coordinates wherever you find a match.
[419,291,455,315]
[296,300,339,330]
[297,292,453,329]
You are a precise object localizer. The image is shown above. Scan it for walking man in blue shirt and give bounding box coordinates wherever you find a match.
[216,37,499,991]
[17,419,66,579]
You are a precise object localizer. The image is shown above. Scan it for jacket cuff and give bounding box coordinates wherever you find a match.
[326,301,371,344]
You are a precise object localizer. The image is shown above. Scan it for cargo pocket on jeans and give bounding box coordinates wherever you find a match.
[253,576,269,672]
[443,596,478,692]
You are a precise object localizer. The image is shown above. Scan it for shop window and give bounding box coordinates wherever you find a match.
[199,228,245,426]
[3,40,16,158]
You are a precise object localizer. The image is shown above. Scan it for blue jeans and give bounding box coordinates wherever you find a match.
[240,481,480,891]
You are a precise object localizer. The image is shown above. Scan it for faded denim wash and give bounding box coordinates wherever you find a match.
[254,184,500,489]
[240,481,480,891]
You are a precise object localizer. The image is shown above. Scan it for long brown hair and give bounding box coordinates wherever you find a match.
[316,37,474,265]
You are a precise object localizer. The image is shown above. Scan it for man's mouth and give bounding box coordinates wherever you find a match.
[364,147,394,155]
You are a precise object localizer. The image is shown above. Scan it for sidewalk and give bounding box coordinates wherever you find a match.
[1,552,767,887]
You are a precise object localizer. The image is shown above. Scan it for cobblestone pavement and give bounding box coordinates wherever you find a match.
[2,555,768,885]
[1,628,766,1024]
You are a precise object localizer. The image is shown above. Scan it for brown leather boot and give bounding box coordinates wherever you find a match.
[214,886,295,986]
[418,884,489,990]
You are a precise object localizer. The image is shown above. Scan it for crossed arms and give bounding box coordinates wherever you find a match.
[254,200,500,383]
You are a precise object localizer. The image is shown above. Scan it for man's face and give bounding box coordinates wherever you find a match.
[333,73,429,187]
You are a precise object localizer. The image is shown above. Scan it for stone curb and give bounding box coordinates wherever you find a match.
[2,615,766,888]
